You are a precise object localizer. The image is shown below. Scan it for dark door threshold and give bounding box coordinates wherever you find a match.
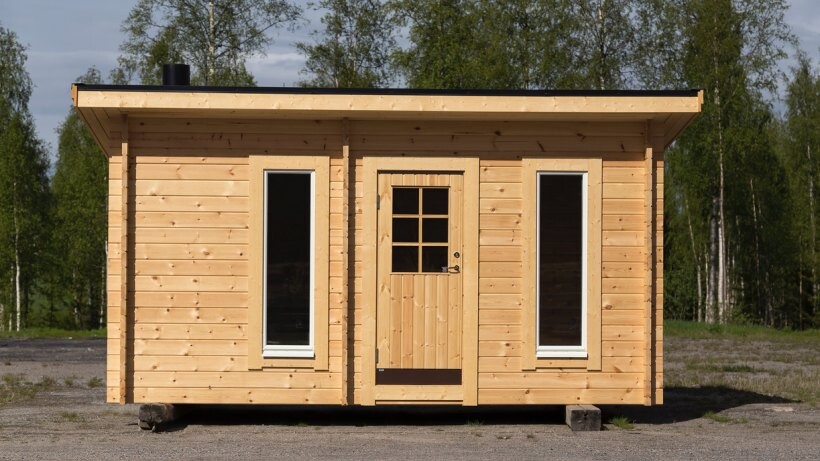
[376,368,462,385]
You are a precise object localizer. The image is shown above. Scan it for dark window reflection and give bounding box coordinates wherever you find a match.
[422,188,448,214]
[538,174,583,347]
[265,172,311,346]
[422,246,448,273]
[393,188,419,214]
[392,246,418,272]
[422,218,448,243]
[393,218,419,242]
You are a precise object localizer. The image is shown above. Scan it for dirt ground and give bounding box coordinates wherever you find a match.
[1,338,818,461]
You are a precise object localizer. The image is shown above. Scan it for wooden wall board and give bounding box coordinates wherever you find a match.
[96,114,675,407]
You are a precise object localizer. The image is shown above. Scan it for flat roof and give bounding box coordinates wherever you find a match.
[74,84,700,98]
[72,84,702,156]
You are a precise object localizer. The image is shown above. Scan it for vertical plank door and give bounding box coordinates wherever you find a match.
[376,172,463,383]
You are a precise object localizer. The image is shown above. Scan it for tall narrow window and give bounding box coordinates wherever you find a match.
[537,173,586,356]
[264,171,314,357]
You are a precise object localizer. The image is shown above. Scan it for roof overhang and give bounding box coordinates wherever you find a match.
[72,84,702,157]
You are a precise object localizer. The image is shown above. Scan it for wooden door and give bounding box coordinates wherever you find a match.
[376,172,463,383]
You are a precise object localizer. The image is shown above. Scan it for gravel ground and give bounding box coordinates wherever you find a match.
[1,338,818,461]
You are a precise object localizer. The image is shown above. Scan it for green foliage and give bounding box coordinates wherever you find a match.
[781,54,820,328]
[0,24,32,113]
[115,0,302,85]
[665,320,820,345]
[298,0,398,88]
[0,374,58,406]
[48,68,109,329]
[392,0,488,89]
[608,416,634,430]
[0,327,106,339]
[663,0,807,327]
[0,98,50,333]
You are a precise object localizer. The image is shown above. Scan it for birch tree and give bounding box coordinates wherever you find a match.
[298,0,398,88]
[115,0,301,85]
[783,53,820,327]
[0,25,49,332]
[665,0,794,325]
[50,68,109,329]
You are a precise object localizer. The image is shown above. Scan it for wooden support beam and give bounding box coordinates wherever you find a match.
[565,405,601,431]
[643,122,656,406]
[119,114,130,404]
[138,403,188,431]
[341,118,351,405]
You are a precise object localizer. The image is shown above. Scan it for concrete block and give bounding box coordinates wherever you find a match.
[138,403,186,431]
[565,404,601,431]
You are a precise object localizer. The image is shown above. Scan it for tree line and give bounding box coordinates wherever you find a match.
[0,0,816,331]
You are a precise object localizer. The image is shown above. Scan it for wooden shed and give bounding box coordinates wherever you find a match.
[72,84,701,407]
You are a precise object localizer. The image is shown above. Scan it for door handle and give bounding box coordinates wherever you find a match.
[441,265,460,273]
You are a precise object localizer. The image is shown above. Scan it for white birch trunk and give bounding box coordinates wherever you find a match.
[707,195,719,324]
[807,143,817,315]
[13,179,21,332]
[595,0,608,90]
[14,250,20,332]
[208,0,215,84]
[683,191,703,319]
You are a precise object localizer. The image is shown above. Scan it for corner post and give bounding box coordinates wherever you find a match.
[119,114,131,404]
[643,121,656,405]
[341,118,351,405]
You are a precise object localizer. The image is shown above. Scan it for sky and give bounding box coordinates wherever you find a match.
[1,0,819,162]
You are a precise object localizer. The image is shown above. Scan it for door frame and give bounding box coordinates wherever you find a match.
[362,157,479,405]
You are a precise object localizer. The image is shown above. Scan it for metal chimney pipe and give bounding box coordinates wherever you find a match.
[162,64,190,86]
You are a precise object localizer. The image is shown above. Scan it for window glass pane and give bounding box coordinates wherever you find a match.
[422,246,448,273]
[393,218,419,242]
[392,246,418,272]
[538,174,583,347]
[393,187,419,214]
[265,172,311,346]
[422,218,448,243]
[422,188,448,214]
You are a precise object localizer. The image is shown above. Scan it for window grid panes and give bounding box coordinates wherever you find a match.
[391,186,449,273]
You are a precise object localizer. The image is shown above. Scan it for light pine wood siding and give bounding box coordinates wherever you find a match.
[345,120,664,405]
[106,116,665,406]
[110,119,346,404]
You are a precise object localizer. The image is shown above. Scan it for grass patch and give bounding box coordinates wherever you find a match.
[703,411,732,423]
[665,320,820,345]
[685,363,761,373]
[665,321,820,404]
[608,416,634,430]
[0,327,106,340]
[0,374,59,405]
[61,411,82,422]
[87,377,104,388]
[703,411,747,424]
[466,419,483,427]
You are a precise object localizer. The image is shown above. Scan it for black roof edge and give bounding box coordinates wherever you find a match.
[74,84,700,98]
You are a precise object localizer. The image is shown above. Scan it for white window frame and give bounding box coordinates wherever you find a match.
[536,171,588,358]
[262,170,315,358]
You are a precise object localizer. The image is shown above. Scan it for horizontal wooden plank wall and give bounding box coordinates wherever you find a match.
[113,118,346,404]
[345,120,663,405]
[108,116,664,406]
